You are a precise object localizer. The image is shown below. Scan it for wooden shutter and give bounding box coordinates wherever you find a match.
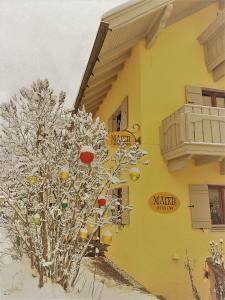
[185,86,203,105]
[109,188,118,223]
[112,114,118,132]
[216,96,225,108]
[213,61,225,81]
[189,184,211,229]
[120,96,128,130]
[121,185,130,225]
[108,114,118,132]
[108,116,113,132]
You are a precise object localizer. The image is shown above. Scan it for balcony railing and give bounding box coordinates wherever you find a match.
[160,104,225,173]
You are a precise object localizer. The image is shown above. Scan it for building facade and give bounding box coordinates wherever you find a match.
[75,1,225,299]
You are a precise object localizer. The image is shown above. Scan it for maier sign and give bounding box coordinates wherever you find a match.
[108,131,136,147]
[149,192,180,214]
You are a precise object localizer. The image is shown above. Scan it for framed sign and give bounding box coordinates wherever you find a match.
[149,192,180,214]
[108,131,136,147]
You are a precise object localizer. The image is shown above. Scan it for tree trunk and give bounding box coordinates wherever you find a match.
[39,267,44,288]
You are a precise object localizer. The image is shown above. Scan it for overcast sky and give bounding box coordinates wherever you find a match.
[0,0,126,108]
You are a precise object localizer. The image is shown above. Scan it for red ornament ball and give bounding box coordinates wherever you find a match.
[80,146,95,165]
[97,198,106,207]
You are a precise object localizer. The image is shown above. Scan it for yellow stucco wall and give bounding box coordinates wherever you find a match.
[97,43,141,131]
[96,3,225,300]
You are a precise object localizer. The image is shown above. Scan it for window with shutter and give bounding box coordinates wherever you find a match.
[185,86,225,108]
[107,96,128,132]
[189,184,225,230]
[110,185,130,226]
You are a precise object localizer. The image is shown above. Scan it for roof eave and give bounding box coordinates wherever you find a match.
[74,21,109,112]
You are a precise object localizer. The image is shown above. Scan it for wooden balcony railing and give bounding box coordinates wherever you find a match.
[206,258,225,300]
[160,104,225,173]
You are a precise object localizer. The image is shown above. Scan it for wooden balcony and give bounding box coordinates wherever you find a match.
[160,104,225,173]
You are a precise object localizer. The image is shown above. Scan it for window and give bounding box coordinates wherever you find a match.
[116,112,122,131]
[189,184,225,230]
[185,85,225,108]
[112,187,123,224]
[209,186,225,225]
[108,97,128,132]
[202,89,225,108]
[110,185,130,226]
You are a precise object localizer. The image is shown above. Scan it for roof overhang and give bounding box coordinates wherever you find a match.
[74,0,217,114]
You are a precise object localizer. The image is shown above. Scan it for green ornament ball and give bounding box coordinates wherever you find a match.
[34,213,41,225]
[62,200,68,209]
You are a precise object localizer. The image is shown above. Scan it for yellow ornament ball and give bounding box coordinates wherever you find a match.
[87,223,96,235]
[79,228,88,240]
[28,175,37,185]
[129,167,140,181]
[102,231,112,245]
[59,170,69,180]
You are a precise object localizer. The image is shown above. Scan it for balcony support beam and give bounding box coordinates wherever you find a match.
[194,156,220,166]
[167,155,191,172]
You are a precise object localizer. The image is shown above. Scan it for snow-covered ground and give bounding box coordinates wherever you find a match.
[0,228,158,300]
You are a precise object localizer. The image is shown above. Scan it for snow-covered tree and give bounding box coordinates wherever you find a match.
[206,239,225,300]
[0,79,146,291]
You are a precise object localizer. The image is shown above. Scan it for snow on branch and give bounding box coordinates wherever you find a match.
[0,79,147,291]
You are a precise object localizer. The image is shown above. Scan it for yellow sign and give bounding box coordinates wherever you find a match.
[149,192,180,214]
[108,131,136,147]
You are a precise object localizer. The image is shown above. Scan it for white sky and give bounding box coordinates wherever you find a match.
[0,0,126,108]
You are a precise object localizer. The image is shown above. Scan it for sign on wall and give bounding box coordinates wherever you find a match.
[108,131,136,147]
[149,192,180,214]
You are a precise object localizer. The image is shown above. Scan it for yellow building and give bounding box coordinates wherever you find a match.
[74,1,225,299]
